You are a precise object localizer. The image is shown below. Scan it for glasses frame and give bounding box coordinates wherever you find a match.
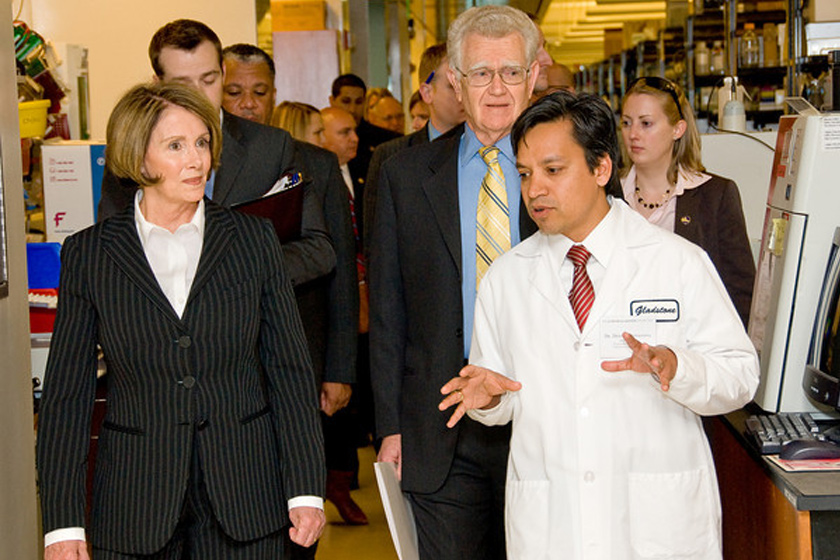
[629,77,685,120]
[456,65,530,88]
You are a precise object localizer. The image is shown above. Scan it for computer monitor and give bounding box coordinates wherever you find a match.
[804,227,840,410]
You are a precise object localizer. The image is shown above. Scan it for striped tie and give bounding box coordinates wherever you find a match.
[476,146,511,288]
[567,245,594,330]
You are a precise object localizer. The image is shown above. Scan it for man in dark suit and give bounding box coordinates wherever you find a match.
[97,20,335,289]
[368,6,541,559]
[328,73,400,219]
[223,44,363,542]
[362,42,466,255]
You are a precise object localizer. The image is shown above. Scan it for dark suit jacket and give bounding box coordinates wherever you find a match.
[292,140,358,385]
[674,174,755,326]
[363,124,431,256]
[348,118,401,238]
[36,202,325,554]
[98,111,335,287]
[368,124,537,494]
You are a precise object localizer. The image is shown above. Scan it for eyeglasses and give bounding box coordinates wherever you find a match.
[456,65,530,87]
[423,70,435,84]
[629,76,684,120]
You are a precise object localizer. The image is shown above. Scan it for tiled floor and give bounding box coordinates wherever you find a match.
[316,445,399,559]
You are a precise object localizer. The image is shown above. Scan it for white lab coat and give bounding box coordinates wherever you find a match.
[469,200,759,560]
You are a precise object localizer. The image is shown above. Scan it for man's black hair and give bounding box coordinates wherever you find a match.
[512,91,623,198]
[222,43,275,79]
[331,74,367,98]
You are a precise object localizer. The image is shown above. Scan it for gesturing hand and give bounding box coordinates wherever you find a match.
[601,332,678,392]
[439,365,522,428]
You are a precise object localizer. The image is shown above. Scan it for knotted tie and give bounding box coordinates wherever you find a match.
[567,245,594,330]
[476,146,510,288]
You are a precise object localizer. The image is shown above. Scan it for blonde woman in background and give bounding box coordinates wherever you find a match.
[272,101,326,147]
[619,76,755,326]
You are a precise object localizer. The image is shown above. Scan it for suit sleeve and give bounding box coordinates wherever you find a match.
[258,220,326,499]
[37,235,99,534]
[281,165,337,287]
[712,178,756,327]
[368,160,406,438]
[322,152,359,384]
[362,143,389,260]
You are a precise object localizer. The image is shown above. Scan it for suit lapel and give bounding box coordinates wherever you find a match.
[101,206,182,324]
[421,130,463,273]
[185,202,237,309]
[214,111,246,205]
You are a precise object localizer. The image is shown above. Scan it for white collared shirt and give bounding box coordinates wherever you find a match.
[134,190,204,318]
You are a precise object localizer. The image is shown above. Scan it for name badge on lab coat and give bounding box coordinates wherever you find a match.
[600,317,656,360]
[629,299,680,322]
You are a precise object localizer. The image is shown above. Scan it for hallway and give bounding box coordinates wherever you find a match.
[316,445,398,560]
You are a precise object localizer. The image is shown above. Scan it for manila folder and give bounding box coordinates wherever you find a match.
[374,461,419,560]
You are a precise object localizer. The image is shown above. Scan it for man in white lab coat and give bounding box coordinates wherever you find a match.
[439,91,760,560]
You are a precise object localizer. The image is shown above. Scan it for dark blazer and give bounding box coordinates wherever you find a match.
[98,111,336,287]
[292,140,358,385]
[37,202,325,554]
[348,118,401,238]
[363,124,431,256]
[368,124,537,494]
[674,174,755,326]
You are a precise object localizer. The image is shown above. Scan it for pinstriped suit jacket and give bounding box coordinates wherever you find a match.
[36,201,325,554]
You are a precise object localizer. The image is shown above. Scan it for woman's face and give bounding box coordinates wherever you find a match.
[142,105,211,207]
[303,114,326,148]
[620,93,684,170]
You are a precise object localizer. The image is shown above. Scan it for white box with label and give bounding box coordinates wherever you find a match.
[41,140,105,242]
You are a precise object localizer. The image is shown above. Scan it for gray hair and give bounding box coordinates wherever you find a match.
[447,5,539,73]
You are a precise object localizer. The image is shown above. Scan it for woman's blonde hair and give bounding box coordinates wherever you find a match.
[619,77,705,184]
[106,81,221,187]
[271,101,320,141]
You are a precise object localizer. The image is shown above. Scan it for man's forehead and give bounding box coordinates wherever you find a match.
[159,45,221,77]
[226,60,273,83]
[338,86,364,99]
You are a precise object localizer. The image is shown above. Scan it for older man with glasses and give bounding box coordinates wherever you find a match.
[368,5,539,559]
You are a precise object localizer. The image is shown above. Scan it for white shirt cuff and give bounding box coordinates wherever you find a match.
[288,495,324,511]
[44,527,86,548]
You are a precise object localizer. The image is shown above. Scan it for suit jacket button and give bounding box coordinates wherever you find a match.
[196,419,209,431]
[455,328,463,338]
[182,376,196,389]
[178,335,192,348]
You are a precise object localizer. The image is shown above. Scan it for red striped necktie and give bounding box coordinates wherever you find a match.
[567,244,594,330]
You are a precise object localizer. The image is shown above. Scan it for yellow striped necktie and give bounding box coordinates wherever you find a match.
[476,145,511,288]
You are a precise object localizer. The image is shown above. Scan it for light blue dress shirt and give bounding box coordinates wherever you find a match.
[457,127,522,358]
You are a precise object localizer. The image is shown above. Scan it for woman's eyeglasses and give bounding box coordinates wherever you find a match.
[629,77,684,120]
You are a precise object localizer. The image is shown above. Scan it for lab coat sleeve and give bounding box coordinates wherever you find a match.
[657,250,760,416]
[467,271,516,426]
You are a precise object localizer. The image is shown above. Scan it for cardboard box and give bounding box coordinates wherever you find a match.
[41,140,105,243]
[271,0,325,32]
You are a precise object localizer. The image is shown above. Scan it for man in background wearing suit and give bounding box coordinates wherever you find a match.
[363,42,466,255]
[221,44,362,547]
[98,19,336,289]
[368,5,540,559]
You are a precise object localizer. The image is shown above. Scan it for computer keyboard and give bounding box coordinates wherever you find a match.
[744,412,825,455]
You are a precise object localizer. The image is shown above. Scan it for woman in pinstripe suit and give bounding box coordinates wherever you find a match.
[37,82,325,559]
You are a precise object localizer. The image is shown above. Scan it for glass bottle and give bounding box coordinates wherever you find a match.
[695,41,710,75]
[740,23,760,68]
[710,41,725,75]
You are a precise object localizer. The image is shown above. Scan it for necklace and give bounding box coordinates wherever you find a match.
[635,184,672,210]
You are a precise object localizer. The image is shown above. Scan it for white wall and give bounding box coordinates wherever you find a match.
[27,0,258,139]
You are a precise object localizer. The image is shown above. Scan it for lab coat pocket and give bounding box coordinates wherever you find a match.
[628,469,718,558]
[506,479,550,560]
